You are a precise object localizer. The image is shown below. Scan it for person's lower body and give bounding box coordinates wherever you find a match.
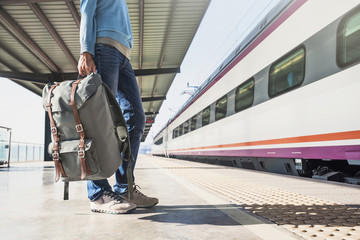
[86,44,157,212]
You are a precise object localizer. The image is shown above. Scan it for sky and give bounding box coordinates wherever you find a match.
[0,80,44,144]
[145,0,281,144]
[0,0,280,146]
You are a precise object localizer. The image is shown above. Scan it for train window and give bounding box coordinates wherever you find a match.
[269,47,305,97]
[184,120,189,134]
[154,137,163,145]
[190,114,198,131]
[235,78,254,112]
[178,124,184,137]
[337,7,360,67]
[201,106,211,127]
[173,127,178,139]
[215,95,227,121]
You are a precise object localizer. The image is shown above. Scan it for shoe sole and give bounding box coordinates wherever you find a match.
[91,207,136,214]
[136,200,159,208]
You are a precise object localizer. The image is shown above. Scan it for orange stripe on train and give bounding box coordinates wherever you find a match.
[171,130,360,152]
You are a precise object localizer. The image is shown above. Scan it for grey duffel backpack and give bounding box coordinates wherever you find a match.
[42,73,134,192]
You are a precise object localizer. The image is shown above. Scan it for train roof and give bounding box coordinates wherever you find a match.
[154,0,298,140]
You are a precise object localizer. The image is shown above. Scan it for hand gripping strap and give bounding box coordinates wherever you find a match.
[69,79,91,180]
[46,83,67,182]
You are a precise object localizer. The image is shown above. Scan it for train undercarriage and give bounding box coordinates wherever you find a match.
[156,154,360,185]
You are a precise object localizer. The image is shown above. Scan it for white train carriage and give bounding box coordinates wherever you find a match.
[153,0,360,182]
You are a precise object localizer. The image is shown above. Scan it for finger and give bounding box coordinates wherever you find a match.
[77,61,82,75]
[82,62,90,75]
[79,67,85,76]
[87,60,96,74]
[85,65,93,75]
[78,58,86,76]
[91,63,96,73]
[79,66,85,76]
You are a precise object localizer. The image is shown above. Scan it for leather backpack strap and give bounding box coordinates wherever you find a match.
[46,83,67,182]
[69,79,91,179]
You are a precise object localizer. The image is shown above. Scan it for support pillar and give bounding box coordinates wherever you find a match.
[44,112,51,161]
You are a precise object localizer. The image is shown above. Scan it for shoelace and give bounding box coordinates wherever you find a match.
[133,185,148,198]
[104,191,125,203]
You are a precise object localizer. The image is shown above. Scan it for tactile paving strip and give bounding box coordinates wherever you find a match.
[152,159,360,240]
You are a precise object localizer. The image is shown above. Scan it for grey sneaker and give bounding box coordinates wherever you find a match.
[90,190,136,214]
[121,186,158,208]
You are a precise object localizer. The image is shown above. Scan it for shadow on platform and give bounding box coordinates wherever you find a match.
[134,204,241,226]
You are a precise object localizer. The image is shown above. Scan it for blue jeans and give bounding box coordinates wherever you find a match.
[87,44,145,201]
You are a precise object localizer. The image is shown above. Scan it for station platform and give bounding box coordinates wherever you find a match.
[1,155,360,240]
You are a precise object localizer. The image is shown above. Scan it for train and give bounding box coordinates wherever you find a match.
[152,0,360,183]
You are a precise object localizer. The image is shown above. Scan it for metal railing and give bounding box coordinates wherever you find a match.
[1,126,44,166]
[0,126,11,167]
[9,142,44,162]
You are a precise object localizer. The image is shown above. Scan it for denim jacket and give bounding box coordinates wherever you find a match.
[80,0,133,55]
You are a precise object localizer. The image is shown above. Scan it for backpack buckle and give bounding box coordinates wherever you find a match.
[78,150,85,158]
[51,127,58,134]
[75,124,83,132]
[52,152,59,161]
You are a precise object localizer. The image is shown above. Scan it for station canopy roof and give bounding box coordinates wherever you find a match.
[0,0,211,142]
